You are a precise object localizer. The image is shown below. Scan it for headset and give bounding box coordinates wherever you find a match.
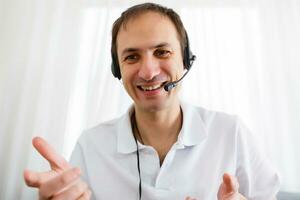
[111,31,196,83]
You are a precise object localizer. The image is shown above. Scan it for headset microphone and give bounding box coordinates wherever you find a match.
[164,55,196,92]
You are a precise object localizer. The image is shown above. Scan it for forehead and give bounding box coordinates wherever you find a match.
[116,11,180,54]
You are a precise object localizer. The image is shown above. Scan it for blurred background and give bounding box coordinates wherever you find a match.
[0,0,299,199]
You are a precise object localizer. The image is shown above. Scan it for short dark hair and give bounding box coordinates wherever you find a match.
[111,3,187,63]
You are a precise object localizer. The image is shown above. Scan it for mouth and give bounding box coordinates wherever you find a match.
[137,81,168,92]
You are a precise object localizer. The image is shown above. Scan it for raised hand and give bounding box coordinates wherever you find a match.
[24,137,91,200]
[185,196,197,200]
[217,173,247,200]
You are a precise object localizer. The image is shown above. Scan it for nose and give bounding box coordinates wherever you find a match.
[138,54,160,81]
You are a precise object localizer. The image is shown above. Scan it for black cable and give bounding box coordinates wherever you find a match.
[131,112,142,200]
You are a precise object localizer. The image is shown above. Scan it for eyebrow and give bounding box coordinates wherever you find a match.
[121,42,171,57]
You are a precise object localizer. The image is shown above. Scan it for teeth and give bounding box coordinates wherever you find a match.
[140,83,162,91]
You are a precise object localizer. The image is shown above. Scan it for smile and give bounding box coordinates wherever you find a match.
[137,82,167,91]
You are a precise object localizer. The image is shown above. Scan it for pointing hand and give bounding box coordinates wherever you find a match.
[24,137,91,200]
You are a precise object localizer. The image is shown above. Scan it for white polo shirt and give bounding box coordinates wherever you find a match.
[70,102,280,200]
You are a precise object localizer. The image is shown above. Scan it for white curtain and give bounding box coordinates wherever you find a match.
[0,0,299,199]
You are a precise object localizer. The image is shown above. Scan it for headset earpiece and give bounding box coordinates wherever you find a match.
[111,52,121,79]
[183,32,196,70]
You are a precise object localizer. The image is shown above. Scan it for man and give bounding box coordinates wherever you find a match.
[24,3,280,200]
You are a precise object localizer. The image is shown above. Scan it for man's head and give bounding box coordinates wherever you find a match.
[111,3,191,112]
[111,3,189,79]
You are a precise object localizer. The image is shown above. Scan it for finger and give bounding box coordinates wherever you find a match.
[32,137,70,171]
[222,173,239,194]
[39,167,81,198]
[23,169,56,188]
[185,197,197,200]
[239,193,247,200]
[52,179,88,200]
[77,189,92,200]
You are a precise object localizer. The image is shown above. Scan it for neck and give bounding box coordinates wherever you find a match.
[132,100,182,164]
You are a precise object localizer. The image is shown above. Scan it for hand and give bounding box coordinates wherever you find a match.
[185,197,197,200]
[217,173,247,200]
[24,137,91,200]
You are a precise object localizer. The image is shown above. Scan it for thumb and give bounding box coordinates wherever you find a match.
[218,173,239,200]
[223,173,239,194]
[185,197,197,200]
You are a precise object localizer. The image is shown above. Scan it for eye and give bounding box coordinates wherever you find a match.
[154,49,171,58]
[124,54,139,63]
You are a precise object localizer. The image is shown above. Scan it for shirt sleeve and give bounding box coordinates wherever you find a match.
[235,118,280,200]
[69,140,97,200]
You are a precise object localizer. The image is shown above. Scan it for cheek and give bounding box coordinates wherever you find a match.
[165,59,184,75]
[120,65,131,79]
[120,67,137,88]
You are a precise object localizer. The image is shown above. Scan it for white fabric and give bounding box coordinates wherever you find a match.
[70,102,280,200]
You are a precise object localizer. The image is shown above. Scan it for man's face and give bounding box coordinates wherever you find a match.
[117,11,184,112]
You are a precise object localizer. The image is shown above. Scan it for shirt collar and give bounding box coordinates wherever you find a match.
[117,102,208,154]
[177,101,208,147]
[117,105,137,154]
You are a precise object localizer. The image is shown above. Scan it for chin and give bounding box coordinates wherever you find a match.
[137,99,173,113]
